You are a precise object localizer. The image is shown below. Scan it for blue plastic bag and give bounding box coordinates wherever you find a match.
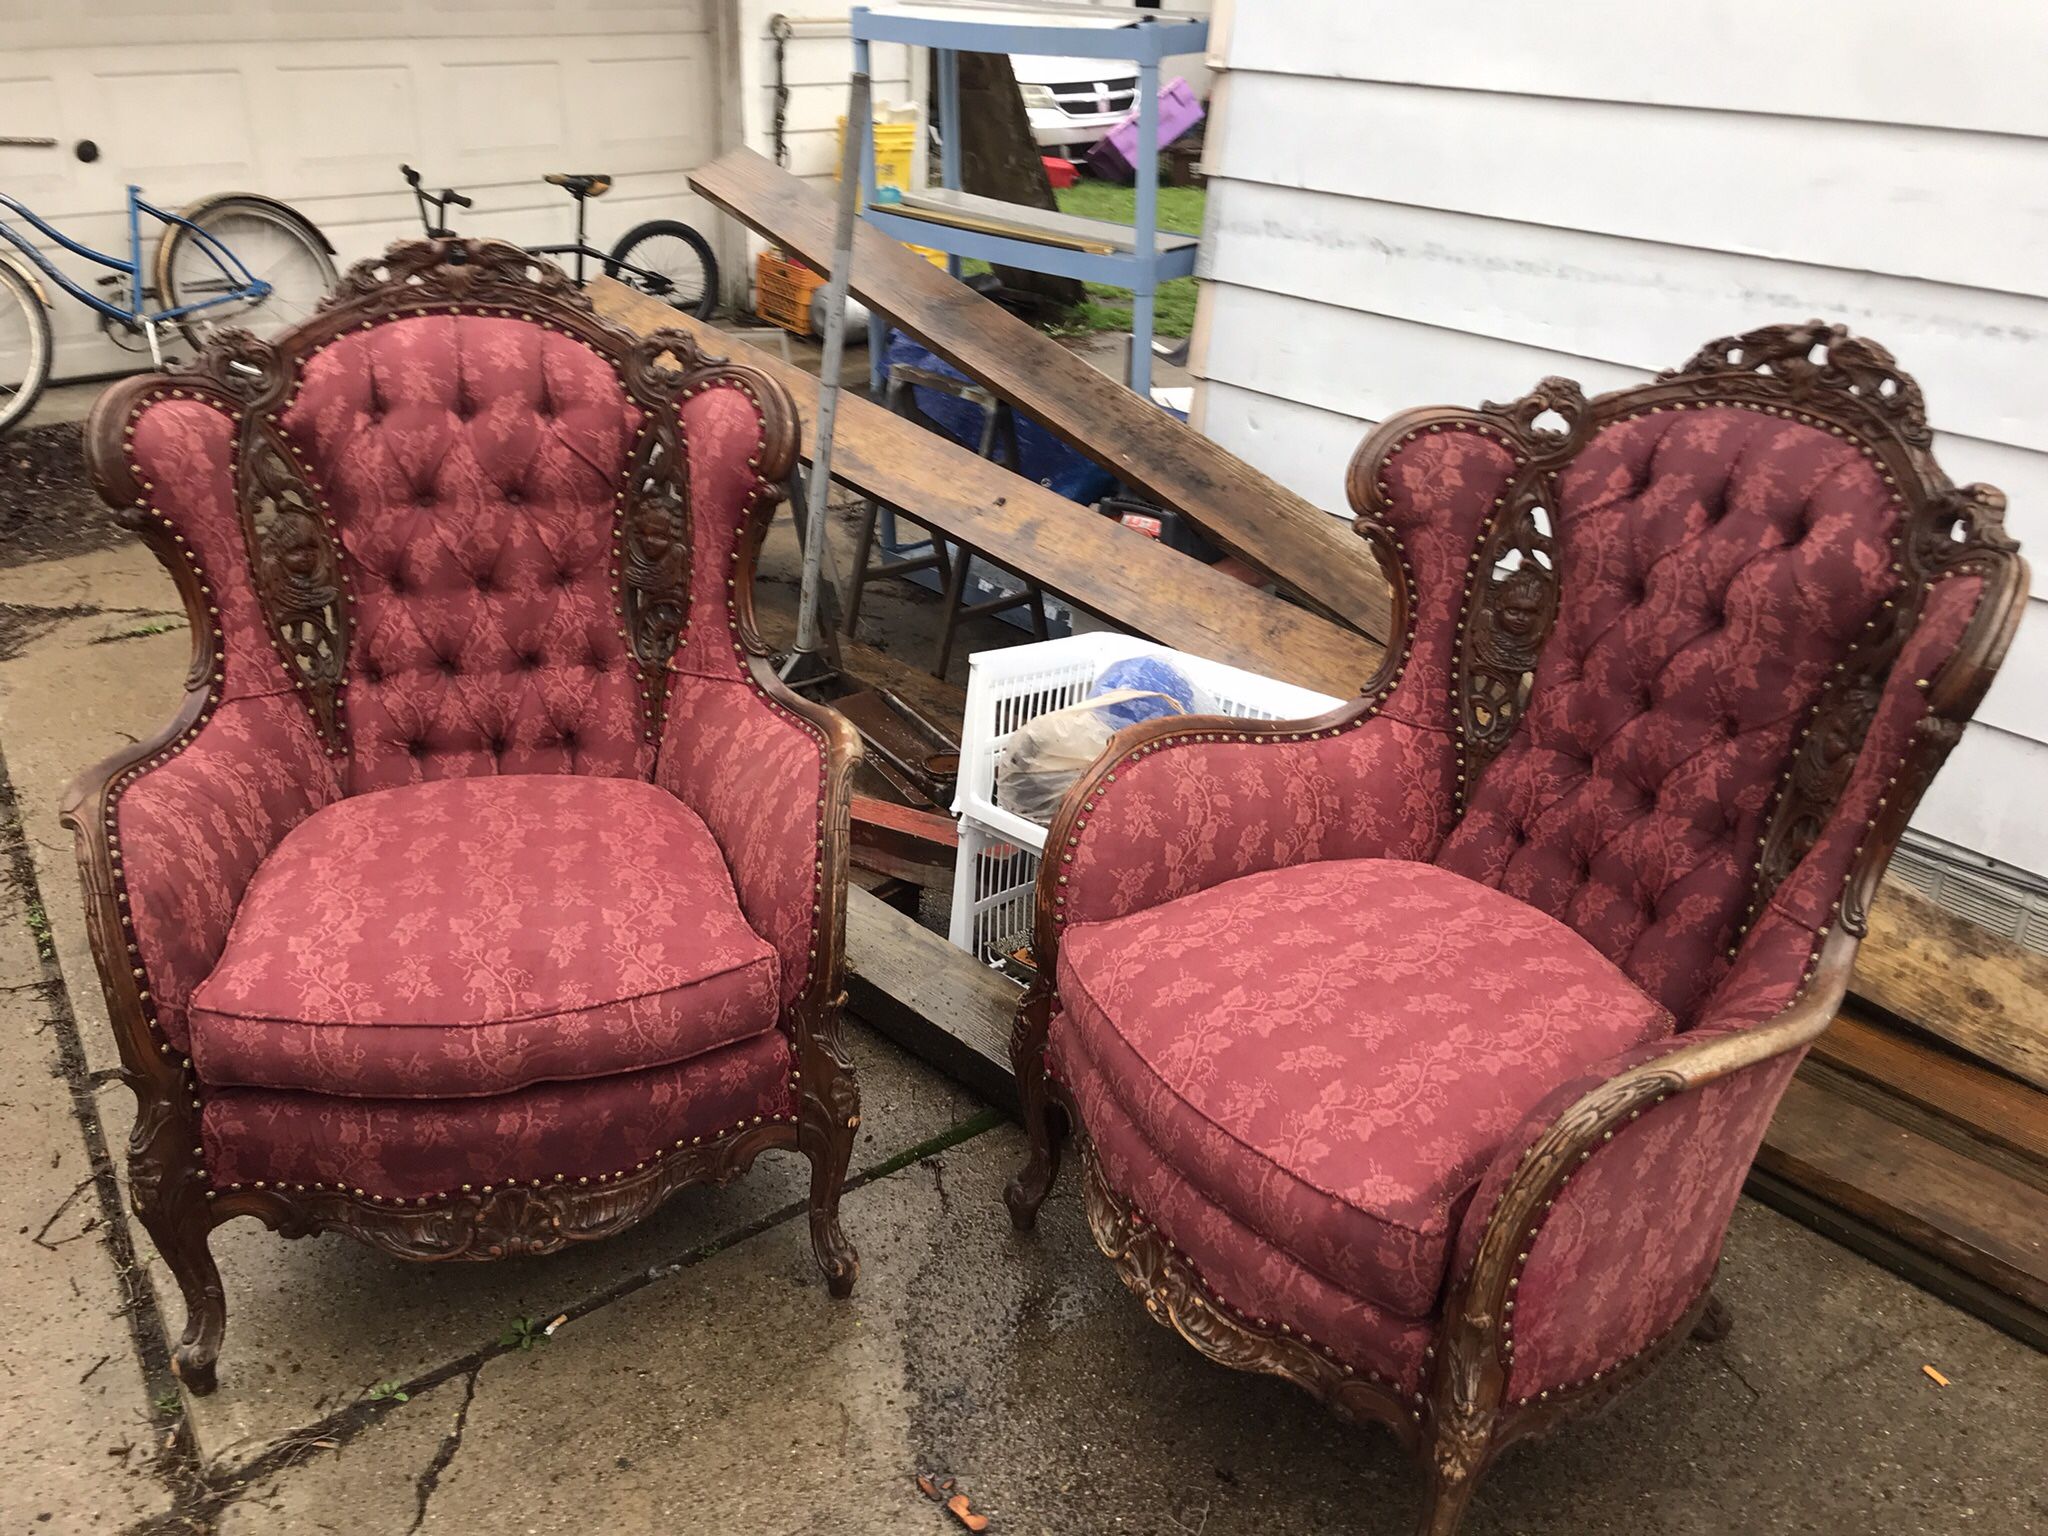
[1089,656,1201,729]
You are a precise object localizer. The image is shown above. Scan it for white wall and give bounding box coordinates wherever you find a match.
[1190,0,2048,878]
[0,0,725,378]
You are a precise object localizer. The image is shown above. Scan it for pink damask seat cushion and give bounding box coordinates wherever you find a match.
[188,775,781,1098]
[1051,859,1674,1319]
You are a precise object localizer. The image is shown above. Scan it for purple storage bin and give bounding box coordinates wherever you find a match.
[1085,76,1203,181]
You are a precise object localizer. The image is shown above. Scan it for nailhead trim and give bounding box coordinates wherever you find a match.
[207,1109,797,1206]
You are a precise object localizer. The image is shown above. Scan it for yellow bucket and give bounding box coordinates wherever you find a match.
[834,115,919,194]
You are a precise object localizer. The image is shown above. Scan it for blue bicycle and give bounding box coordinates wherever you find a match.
[1,137,337,435]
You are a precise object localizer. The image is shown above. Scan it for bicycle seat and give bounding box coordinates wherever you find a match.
[544,173,612,199]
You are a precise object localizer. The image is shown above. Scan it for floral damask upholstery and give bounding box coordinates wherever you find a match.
[63,241,863,1395]
[1006,327,2026,1536]
[188,776,780,1099]
[1052,857,1673,1319]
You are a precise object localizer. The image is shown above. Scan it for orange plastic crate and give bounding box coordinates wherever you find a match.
[753,248,825,335]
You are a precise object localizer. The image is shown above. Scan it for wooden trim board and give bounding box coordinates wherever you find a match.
[591,278,1380,698]
[1810,1004,2048,1169]
[685,149,1396,641]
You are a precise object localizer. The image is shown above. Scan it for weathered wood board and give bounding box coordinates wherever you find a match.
[1854,879,2048,1092]
[590,278,1380,699]
[844,885,1019,1116]
[683,149,1395,641]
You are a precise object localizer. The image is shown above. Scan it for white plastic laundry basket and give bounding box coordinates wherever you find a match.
[947,634,1343,964]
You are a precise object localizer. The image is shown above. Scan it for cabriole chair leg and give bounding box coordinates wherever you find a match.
[1004,983,1066,1230]
[1416,1457,1484,1536]
[1691,1290,1734,1343]
[799,1083,860,1298]
[135,1199,226,1395]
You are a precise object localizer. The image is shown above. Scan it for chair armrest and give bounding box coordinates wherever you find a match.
[1441,917,1852,1405]
[657,674,860,1016]
[652,365,861,1022]
[61,689,341,1066]
[1034,699,1455,942]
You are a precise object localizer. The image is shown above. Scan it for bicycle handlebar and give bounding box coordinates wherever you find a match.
[445,189,474,209]
[401,163,421,187]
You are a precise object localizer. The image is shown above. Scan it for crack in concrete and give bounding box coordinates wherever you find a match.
[123,1107,1012,1531]
[409,1365,480,1534]
[1717,1352,1764,1403]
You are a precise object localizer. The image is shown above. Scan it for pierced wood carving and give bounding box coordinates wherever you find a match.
[1670,320,1932,447]
[615,329,707,716]
[237,420,347,744]
[1451,379,1589,787]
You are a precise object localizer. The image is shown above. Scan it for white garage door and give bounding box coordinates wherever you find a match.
[2,1,725,381]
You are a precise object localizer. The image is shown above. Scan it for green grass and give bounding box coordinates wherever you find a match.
[962,179,1205,339]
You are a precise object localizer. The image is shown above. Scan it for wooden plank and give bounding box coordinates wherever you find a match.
[682,149,1395,641]
[1743,1167,2048,1352]
[896,187,1201,255]
[1758,1075,2048,1311]
[591,277,1380,698]
[851,795,959,886]
[1853,880,2048,1093]
[844,884,1021,1116]
[1811,1005,2048,1169]
[1209,74,2048,298]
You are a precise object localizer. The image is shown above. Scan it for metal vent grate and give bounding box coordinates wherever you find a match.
[1888,836,2048,957]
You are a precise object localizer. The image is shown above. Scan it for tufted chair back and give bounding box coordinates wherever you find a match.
[120,241,751,799]
[1425,326,2022,1024]
[276,311,651,790]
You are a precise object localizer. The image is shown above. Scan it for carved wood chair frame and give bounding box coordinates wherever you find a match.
[1003,323,2026,1534]
[61,240,865,1394]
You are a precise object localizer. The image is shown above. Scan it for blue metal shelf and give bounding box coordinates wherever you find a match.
[849,2,1209,398]
[861,205,1199,287]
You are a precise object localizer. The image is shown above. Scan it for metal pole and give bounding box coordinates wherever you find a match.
[781,70,871,687]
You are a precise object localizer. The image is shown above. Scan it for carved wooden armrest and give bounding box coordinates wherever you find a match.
[1437,926,1854,1416]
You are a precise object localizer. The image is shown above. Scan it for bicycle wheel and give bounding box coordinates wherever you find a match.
[605,220,719,320]
[0,260,53,438]
[157,195,339,349]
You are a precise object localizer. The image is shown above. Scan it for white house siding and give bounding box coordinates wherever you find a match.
[2,0,728,378]
[1190,0,2048,879]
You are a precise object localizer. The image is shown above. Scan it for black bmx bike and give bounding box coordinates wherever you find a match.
[401,165,718,319]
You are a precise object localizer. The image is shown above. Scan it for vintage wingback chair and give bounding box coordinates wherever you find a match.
[1004,325,2025,1533]
[62,239,863,1394]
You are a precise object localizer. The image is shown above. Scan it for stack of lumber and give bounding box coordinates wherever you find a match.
[1755,882,2047,1345]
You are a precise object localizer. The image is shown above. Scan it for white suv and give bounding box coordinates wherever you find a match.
[1013,50,1142,151]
